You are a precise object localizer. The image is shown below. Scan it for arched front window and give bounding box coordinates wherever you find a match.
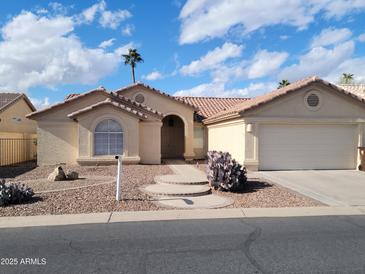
[94,119,123,155]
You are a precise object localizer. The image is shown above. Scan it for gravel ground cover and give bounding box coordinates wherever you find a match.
[0,162,322,217]
[17,176,115,193]
[0,165,172,216]
[196,163,323,208]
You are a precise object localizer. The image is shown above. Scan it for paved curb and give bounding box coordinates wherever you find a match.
[1,206,365,228]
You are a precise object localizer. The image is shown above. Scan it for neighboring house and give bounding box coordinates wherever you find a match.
[26,76,365,171]
[0,93,37,166]
[0,93,36,138]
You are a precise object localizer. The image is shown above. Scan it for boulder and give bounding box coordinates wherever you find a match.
[66,171,79,180]
[48,166,66,181]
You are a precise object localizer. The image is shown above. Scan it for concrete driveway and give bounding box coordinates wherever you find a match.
[259,170,365,206]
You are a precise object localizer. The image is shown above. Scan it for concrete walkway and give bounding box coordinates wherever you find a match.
[2,206,365,228]
[140,163,234,209]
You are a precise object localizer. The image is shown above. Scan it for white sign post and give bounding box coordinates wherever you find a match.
[115,155,122,201]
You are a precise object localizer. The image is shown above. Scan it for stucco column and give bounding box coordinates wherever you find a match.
[139,121,163,164]
[183,115,195,161]
[243,122,259,171]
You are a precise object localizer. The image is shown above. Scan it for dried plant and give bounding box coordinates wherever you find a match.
[207,151,247,192]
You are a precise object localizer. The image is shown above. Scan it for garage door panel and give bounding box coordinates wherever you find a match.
[259,125,356,170]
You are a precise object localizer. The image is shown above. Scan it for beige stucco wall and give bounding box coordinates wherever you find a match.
[119,86,196,160]
[207,119,245,164]
[140,121,162,164]
[35,91,108,165]
[37,121,78,165]
[193,122,208,159]
[0,99,36,135]
[76,105,141,165]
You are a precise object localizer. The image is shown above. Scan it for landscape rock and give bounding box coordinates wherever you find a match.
[66,171,79,180]
[48,166,66,181]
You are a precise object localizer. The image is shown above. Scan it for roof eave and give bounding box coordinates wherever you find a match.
[114,83,198,110]
[203,113,241,125]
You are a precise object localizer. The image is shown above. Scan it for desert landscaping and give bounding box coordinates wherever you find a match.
[0,161,322,217]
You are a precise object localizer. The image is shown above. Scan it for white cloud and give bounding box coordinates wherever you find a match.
[99,10,131,29]
[311,27,352,48]
[98,38,115,49]
[48,2,69,15]
[178,0,365,44]
[29,96,50,110]
[0,11,130,91]
[180,42,243,75]
[114,42,135,57]
[358,33,365,42]
[320,0,365,18]
[79,0,131,29]
[80,1,104,23]
[179,0,314,44]
[174,81,275,97]
[248,50,288,79]
[326,57,365,83]
[143,71,163,81]
[280,35,289,40]
[122,24,135,36]
[279,41,355,81]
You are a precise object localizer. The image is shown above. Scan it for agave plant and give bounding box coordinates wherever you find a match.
[0,179,34,206]
[206,151,247,192]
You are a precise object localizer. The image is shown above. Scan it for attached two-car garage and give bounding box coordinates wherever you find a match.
[205,77,365,171]
[259,124,357,170]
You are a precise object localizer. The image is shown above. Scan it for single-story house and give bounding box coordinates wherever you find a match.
[27,76,365,171]
[0,93,36,138]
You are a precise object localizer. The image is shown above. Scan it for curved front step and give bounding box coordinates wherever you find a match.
[155,194,233,209]
[141,184,211,197]
[154,175,208,185]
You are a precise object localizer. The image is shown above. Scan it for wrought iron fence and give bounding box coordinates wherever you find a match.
[0,138,37,166]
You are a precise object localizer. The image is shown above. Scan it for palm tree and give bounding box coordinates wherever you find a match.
[341,73,354,84]
[122,48,144,83]
[278,79,290,89]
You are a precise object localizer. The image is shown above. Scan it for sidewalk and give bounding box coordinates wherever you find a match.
[1,206,365,228]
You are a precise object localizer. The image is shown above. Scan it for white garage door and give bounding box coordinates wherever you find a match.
[259,124,357,170]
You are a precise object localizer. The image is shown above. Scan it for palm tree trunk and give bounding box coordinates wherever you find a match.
[132,64,135,83]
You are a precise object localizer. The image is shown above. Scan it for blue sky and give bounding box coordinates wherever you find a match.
[1,0,365,109]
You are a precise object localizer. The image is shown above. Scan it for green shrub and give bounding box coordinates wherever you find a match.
[0,179,34,206]
[207,151,247,192]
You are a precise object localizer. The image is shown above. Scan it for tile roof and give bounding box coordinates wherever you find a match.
[67,98,149,119]
[0,92,36,113]
[337,84,365,99]
[114,82,197,109]
[0,93,22,110]
[65,93,80,100]
[110,92,163,118]
[27,87,107,119]
[176,96,250,118]
[204,76,365,124]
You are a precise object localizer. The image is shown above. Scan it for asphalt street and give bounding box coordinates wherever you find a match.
[1,216,365,273]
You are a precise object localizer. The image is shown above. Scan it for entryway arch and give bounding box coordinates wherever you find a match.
[161,115,185,158]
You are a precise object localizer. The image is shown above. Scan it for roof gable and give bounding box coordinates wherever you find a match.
[27,87,108,119]
[114,82,197,109]
[0,93,36,113]
[204,76,365,124]
[67,98,150,120]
